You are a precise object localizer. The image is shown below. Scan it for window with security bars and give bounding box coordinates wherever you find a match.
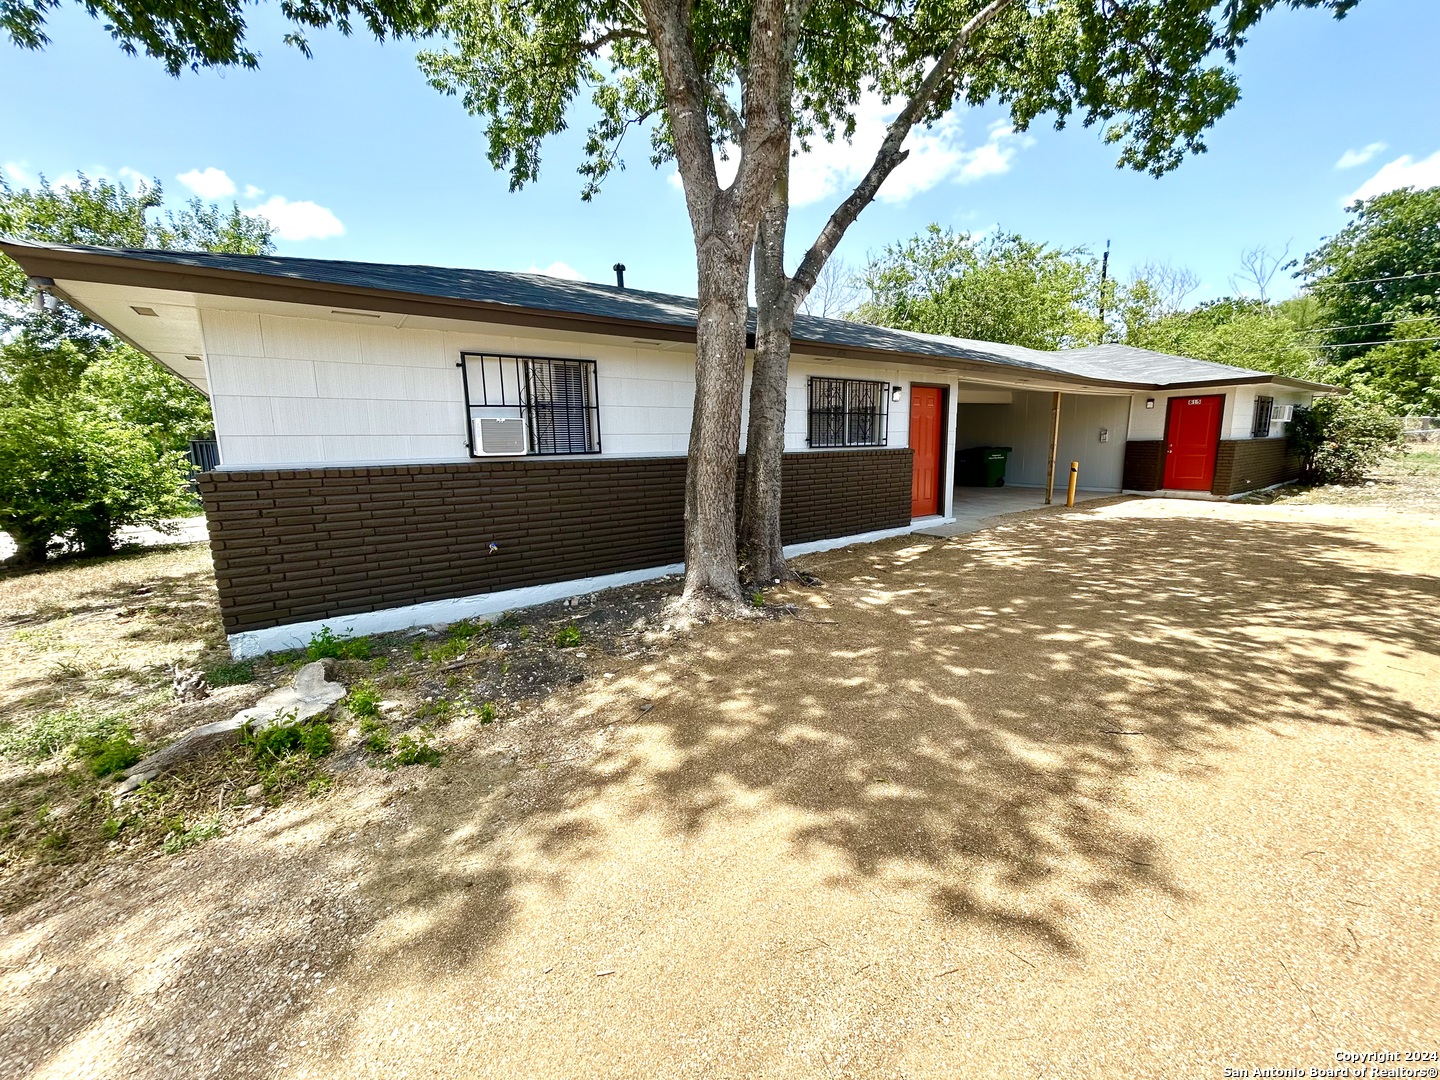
[460,354,601,456]
[806,376,890,448]
[1251,395,1274,438]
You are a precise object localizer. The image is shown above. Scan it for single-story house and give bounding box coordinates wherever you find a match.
[1,240,1335,657]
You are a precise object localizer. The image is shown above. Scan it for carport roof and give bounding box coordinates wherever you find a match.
[0,239,1337,393]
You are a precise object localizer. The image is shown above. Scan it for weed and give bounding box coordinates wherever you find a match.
[500,658,511,676]
[306,626,371,661]
[344,681,382,719]
[478,701,497,725]
[245,714,334,793]
[751,591,765,608]
[359,716,392,755]
[447,619,488,643]
[101,817,124,840]
[370,656,391,673]
[39,830,70,852]
[518,624,532,642]
[306,776,333,798]
[411,640,429,662]
[494,612,519,631]
[553,625,582,648]
[74,729,143,778]
[427,637,468,663]
[388,730,443,769]
[161,816,222,855]
[418,697,453,722]
[203,659,255,687]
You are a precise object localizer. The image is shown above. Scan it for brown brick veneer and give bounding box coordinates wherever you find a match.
[199,449,913,634]
[1122,441,1165,491]
[1211,438,1301,496]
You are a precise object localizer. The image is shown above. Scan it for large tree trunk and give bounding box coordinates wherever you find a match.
[740,165,794,585]
[681,203,753,606]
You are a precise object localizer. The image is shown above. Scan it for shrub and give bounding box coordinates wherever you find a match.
[203,659,255,687]
[1290,396,1406,484]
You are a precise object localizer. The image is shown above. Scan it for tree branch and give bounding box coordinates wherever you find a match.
[788,0,1018,304]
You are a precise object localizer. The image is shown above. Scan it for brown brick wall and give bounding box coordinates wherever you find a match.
[199,449,913,634]
[1211,438,1301,496]
[1123,441,1165,490]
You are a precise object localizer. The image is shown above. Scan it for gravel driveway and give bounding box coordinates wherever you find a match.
[2,498,1436,1078]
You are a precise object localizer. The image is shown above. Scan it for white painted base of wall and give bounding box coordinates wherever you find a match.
[226,517,957,658]
[1122,488,1223,501]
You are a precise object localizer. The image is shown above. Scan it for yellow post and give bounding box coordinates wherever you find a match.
[1066,461,1079,507]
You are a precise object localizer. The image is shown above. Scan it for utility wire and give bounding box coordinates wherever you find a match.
[1296,313,1440,334]
[1313,335,1440,349]
[1300,268,1440,288]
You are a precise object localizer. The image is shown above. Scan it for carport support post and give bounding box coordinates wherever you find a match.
[1044,392,1062,504]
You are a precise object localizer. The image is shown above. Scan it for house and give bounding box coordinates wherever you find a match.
[1,239,1335,657]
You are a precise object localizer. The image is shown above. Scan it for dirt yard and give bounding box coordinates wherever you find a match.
[1,483,1437,1077]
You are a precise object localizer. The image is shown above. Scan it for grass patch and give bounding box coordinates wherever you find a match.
[0,709,122,763]
[161,815,222,855]
[73,728,143,778]
[306,626,371,661]
[203,658,255,687]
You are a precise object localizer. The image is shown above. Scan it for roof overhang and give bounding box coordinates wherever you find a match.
[1,239,1341,398]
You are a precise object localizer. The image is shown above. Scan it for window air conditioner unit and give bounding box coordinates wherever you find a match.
[471,409,527,456]
[1273,404,1295,423]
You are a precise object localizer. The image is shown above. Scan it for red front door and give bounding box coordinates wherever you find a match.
[1162,394,1225,490]
[909,386,943,517]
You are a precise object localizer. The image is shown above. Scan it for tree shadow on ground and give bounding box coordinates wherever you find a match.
[2,507,1437,1076]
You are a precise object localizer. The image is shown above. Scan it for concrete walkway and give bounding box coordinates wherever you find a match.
[921,485,1118,537]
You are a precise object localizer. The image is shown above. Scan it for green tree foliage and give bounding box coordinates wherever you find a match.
[1124,295,1325,381]
[854,225,1104,349]
[1,0,436,75]
[0,176,276,563]
[1300,186,1440,412]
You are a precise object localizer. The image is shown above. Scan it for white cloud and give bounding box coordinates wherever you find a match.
[667,100,1030,208]
[2,161,37,187]
[244,196,345,241]
[1346,149,1440,204]
[243,184,265,200]
[1334,142,1387,170]
[524,261,584,280]
[177,166,237,199]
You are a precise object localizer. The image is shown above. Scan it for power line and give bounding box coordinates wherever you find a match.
[1301,268,1440,288]
[1296,313,1440,334]
[1313,335,1440,349]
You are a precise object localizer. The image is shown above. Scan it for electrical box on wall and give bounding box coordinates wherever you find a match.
[1099,428,1110,442]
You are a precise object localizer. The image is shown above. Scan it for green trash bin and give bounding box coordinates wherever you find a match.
[956,445,1012,486]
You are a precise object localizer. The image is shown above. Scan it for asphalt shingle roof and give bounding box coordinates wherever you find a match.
[1,240,1330,391]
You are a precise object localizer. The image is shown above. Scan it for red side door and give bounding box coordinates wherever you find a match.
[1162,394,1225,490]
[909,386,942,517]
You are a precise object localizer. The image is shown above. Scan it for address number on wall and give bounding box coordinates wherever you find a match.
[1187,398,1203,404]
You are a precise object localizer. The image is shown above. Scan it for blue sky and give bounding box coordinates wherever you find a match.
[2,1,1437,305]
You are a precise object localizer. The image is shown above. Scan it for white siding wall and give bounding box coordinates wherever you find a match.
[1124,385,1315,443]
[201,307,963,503]
[201,309,702,466]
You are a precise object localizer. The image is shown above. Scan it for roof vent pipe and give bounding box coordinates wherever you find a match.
[613,263,626,289]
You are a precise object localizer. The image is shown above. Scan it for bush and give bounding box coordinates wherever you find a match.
[1290,396,1406,484]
